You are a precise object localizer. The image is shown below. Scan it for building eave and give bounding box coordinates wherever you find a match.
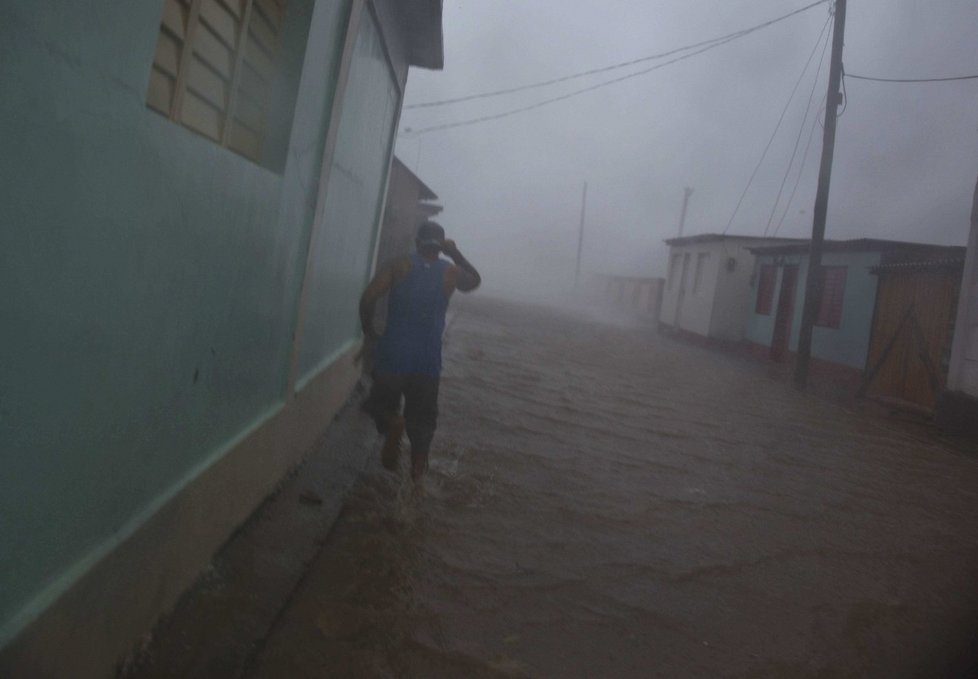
[392,156,438,200]
[418,203,443,216]
[664,233,804,246]
[750,238,967,257]
[398,0,444,70]
[870,258,966,274]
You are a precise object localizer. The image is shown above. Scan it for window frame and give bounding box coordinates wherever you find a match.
[815,265,847,329]
[146,0,288,164]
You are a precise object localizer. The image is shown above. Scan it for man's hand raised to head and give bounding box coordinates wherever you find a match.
[441,239,459,257]
[440,240,481,292]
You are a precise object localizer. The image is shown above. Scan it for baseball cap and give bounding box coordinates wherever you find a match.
[416,221,445,248]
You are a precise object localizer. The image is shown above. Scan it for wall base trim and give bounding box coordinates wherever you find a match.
[0,347,361,679]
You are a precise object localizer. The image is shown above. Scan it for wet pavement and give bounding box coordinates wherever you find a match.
[240,296,978,678]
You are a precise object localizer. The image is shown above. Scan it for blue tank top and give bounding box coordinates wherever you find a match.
[374,253,450,376]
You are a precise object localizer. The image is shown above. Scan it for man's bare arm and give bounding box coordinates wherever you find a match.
[359,258,409,337]
[442,240,481,292]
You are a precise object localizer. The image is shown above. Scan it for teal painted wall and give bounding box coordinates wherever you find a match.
[0,0,379,645]
[745,251,882,369]
[297,5,401,383]
[804,251,881,368]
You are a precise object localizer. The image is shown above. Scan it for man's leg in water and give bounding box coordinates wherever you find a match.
[403,375,439,482]
[362,373,405,470]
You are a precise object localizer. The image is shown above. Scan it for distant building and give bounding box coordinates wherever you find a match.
[584,273,665,319]
[940,177,978,434]
[660,234,801,341]
[0,1,443,676]
[746,239,965,393]
[376,156,442,266]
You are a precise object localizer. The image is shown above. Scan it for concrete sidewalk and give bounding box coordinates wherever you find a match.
[121,307,465,678]
[119,385,380,678]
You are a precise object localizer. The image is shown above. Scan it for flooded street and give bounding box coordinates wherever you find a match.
[248,296,978,678]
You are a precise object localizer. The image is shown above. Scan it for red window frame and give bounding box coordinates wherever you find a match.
[755,264,776,315]
[815,266,847,328]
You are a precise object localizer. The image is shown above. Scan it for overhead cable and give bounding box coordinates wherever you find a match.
[763,25,832,236]
[845,72,978,83]
[403,4,831,137]
[771,93,827,237]
[404,0,831,111]
[403,32,747,136]
[722,14,832,235]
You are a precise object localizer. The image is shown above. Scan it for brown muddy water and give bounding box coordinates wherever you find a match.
[248,297,978,679]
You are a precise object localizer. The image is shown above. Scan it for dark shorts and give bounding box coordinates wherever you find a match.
[362,372,440,456]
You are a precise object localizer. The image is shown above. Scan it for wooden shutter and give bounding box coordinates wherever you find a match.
[146,0,287,163]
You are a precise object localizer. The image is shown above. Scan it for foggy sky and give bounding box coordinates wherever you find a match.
[395,0,978,297]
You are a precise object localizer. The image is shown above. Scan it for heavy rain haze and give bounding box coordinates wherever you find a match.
[8,2,978,676]
[395,0,978,299]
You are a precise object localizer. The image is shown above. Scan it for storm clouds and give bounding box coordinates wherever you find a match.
[396,0,978,298]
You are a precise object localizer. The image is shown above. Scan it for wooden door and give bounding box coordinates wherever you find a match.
[862,268,962,412]
[770,265,798,361]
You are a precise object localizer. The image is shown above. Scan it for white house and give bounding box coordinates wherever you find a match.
[660,234,801,341]
[941,176,978,435]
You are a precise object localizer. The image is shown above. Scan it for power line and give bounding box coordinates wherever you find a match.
[403,31,749,136]
[405,0,830,110]
[722,14,832,235]
[845,72,978,83]
[763,25,832,236]
[771,93,826,237]
[405,32,738,110]
[766,68,978,237]
[403,4,833,138]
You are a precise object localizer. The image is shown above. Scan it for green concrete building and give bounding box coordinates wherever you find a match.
[0,0,442,675]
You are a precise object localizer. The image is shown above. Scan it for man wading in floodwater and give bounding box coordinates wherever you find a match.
[359,221,481,482]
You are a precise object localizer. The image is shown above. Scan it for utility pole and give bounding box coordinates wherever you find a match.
[947,173,978,392]
[794,0,846,388]
[574,181,588,289]
[677,187,693,237]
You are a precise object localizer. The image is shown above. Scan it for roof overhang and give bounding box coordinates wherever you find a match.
[392,156,438,199]
[664,233,804,246]
[418,203,443,216]
[870,258,965,274]
[397,0,444,70]
[749,238,966,257]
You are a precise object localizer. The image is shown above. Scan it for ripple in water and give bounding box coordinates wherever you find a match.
[249,298,978,679]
